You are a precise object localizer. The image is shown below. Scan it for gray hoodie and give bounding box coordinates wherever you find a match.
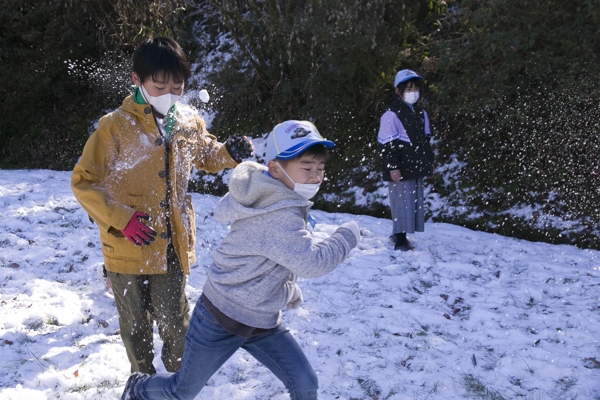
[202,161,359,329]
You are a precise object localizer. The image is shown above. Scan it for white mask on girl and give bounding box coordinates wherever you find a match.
[276,162,321,200]
[403,91,420,105]
[140,84,181,116]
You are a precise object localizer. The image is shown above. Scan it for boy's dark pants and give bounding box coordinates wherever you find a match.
[107,245,190,374]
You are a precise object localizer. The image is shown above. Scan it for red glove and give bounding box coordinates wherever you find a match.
[121,211,156,246]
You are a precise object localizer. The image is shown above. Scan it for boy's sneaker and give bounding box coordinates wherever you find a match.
[121,372,148,400]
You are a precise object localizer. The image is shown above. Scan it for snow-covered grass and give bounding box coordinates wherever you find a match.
[1,169,599,400]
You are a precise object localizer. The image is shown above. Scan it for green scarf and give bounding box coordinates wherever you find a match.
[132,85,177,138]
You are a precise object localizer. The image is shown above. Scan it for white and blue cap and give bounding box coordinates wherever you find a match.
[394,69,423,87]
[265,120,335,163]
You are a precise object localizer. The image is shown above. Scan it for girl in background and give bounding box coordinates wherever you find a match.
[378,69,434,251]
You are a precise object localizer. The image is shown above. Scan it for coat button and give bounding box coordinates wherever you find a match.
[155,138,163,146]
[158,170,166,178]
[144,107,152,114]
[159,201,168,208]
[160,232,168,239]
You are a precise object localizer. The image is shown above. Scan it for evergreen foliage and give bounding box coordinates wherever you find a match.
[2,0,599,248]
[427,0,600,247]
[0,0,196,169]
[0,0,101,169]
[199,0,442,207]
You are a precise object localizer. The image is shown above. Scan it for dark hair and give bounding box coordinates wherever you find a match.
[132,37,190,84]
[396,77,424,94]
[278,144,329,165]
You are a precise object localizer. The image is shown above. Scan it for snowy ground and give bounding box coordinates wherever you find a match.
[0,169,599,400]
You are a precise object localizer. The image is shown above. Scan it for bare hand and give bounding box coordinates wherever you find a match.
[390,169,401,182]
[427,166,435,180]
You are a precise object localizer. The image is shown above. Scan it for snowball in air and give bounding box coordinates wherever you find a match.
[199,89,210,103]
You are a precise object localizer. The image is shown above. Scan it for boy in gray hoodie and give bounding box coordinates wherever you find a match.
[121,120,361,400]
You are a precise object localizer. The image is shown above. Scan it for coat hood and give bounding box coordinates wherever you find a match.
[214,161,310,223]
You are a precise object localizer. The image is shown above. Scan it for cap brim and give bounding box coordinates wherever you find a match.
[275,140,335,160]
[396,76,423,84]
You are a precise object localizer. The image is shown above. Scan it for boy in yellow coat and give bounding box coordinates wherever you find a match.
[71,37,252,374]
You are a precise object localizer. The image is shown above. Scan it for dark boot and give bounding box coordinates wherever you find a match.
[394,232,415,251]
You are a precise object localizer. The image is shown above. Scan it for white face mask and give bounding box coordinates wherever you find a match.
[403,91,420,105]
[140,84,181,116]
[276,162,321,200]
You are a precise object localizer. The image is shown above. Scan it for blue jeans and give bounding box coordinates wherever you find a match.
[135,297,319,400]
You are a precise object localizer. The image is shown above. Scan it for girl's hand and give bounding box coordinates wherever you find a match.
[427,166,435,179]
[390,169,401,182]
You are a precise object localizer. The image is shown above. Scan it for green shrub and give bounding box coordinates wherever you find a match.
[0,0,101,169]
[425,0,600,248]
[0,0,197,170]
[201,0,443,199]
[4,0,600,249]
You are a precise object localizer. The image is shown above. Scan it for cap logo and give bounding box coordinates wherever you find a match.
[290,127,311,139]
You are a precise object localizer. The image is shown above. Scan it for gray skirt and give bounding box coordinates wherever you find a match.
[388,177,425,234]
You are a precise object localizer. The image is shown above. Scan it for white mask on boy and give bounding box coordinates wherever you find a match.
[403,91,420,105]
[140,84,181,116]
[276,162,321,200]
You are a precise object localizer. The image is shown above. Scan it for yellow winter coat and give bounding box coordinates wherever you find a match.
[71,96,238,275]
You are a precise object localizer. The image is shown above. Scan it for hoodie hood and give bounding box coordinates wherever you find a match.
[214,161,311,223]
